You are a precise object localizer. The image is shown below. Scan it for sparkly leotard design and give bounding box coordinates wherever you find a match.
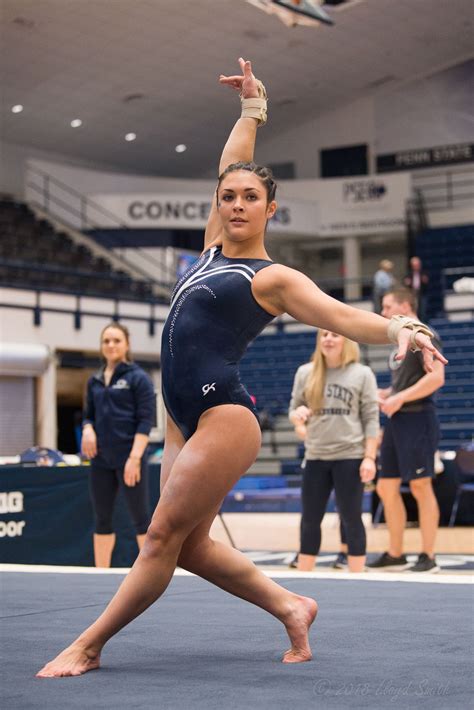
[161,245,275,439]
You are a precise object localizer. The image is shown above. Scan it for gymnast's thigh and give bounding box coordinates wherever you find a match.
[152,404,261,533]
[160,413,187,494]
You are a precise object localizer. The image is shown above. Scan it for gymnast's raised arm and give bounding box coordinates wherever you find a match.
[203,58,265,250]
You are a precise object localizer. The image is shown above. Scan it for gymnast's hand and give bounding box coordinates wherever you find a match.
[395,328,447,372]
[124,457,141,487]
[219,57,261,99]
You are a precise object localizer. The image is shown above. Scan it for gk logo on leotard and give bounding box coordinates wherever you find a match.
[202,383,216,396]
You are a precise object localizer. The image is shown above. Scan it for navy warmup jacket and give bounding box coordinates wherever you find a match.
[83,362,156,468]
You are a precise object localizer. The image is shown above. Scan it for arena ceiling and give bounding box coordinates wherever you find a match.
[1,0,473,177]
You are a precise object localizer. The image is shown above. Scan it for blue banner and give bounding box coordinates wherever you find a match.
[0,465,160,567]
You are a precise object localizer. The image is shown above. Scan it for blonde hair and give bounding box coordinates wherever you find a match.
[304,330,360,412]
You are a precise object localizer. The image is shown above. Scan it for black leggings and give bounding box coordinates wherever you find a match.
[89,460,150,535]
[300,459,366,557]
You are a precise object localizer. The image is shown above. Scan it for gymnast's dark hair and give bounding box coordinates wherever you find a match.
[217,162,277,203]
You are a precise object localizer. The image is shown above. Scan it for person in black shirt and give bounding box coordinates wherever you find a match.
[369,288,444,573]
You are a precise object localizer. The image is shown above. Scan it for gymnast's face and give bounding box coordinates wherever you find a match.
[217,171,276,242]
[101,327,129,365]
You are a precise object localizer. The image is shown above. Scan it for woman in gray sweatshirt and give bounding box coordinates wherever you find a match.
[289,329,379,572]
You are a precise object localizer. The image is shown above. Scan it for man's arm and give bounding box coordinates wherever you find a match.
[380,360,445,417]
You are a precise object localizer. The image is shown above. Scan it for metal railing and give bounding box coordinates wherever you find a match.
[25,165,178,289]
[0,278,167,335]
[412,165,474,212]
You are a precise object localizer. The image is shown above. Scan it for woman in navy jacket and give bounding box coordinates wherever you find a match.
[82,322,156,567]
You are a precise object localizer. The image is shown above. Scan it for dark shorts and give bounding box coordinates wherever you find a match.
[379,408,439,482]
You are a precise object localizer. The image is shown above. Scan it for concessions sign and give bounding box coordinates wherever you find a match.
[91,193,319,236]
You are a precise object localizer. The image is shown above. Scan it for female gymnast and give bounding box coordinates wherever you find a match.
[37,58,446,677]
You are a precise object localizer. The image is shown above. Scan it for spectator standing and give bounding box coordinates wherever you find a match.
[404,256,429,321]
[373,259,395,313]
[370,288,444,573]
[82,322,156,567]
[289,330,379,573]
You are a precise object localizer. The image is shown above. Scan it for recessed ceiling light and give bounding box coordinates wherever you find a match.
[70,119,82,128]
[123,93,145,104]
[12,17,35,29]
[175,144,187,153]
[125,133,137,142]
[11,105,24,114]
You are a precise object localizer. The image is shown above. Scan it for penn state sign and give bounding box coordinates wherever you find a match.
[317,173,411,236]
[377,143,474,172]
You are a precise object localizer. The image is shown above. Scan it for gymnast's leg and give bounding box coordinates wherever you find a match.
[177,515,317,663]
[37,407,315,677]
[167,412,317,663]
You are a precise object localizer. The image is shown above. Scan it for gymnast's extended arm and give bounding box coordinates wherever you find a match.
[252,265,447,372]
[203,58,263,250]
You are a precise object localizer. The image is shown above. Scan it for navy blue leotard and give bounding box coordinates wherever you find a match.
[161,245,275,439]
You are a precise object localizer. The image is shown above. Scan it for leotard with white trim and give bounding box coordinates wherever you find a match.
[161,245,275,439]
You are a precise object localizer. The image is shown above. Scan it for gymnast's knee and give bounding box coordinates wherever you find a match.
[140,516,187,558]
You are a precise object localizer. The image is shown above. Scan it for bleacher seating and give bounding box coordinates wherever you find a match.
[415,225,474,319]
[0,198,161,302]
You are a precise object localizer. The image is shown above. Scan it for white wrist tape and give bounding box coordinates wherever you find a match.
[241,80,267,126]
[387,315,434,352]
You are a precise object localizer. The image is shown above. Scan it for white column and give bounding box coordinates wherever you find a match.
[343,236,362,301]
[36,353,57,449]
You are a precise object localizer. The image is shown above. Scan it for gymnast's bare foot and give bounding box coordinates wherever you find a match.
[36,642,101,678]
[282,595,318,663]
